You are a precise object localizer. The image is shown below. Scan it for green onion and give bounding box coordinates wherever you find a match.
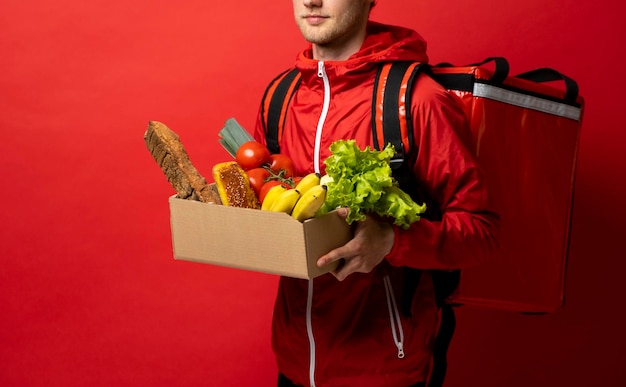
[218,118,254,157]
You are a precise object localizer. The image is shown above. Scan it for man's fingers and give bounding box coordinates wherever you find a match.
[331,260,355,281]
[331,256,367,281]
[317,249,346,268]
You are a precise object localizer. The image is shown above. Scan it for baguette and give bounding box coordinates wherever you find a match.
[144,121,221,203]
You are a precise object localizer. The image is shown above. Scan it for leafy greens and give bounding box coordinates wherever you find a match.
[318,140,426,229]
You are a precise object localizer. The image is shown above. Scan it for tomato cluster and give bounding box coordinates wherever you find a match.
[235,141,299,203]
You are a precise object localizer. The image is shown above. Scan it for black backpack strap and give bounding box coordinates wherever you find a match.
[373,61,460,387]
[515,67,579,105]
[428,270,461,387]
[372,61,424,166]
[428,301,456,387]
[260,68,301,154]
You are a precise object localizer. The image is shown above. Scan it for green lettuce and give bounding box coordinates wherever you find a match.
[319,140,426,229]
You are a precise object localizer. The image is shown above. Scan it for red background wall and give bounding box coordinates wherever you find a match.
[1,1,624,386]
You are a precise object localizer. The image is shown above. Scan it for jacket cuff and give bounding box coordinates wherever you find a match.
[385,225,404,266]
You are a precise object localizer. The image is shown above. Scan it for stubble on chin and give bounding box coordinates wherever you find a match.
[296,21,332,46]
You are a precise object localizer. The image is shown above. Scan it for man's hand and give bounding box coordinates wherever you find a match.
[317,208,395,281]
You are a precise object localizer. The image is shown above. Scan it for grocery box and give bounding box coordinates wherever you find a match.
[169,195,353,279]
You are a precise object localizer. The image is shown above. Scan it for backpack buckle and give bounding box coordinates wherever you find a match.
[389,143,406,170]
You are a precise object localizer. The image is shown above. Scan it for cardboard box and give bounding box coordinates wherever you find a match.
[169,196,353,279]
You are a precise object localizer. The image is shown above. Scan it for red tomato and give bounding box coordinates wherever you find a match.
[268,154,296,178]
[246,167,271,197]
[259,180,291,203]
[236,141,271,170]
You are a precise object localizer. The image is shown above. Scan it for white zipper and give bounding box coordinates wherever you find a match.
[383,275,406,358]
[306,61,331,387]
[313,61,331,174]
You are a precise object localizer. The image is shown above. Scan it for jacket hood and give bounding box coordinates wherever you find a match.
[295,21,429,75]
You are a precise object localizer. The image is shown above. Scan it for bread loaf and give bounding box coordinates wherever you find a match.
[213,161,260,209]
[144,121,221,203]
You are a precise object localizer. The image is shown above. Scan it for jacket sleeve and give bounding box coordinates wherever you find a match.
[252,105,269,145]
[385,74,500,270]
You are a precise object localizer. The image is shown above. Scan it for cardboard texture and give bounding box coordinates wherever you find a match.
[169,196,352,279]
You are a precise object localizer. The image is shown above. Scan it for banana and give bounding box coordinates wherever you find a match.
[269,188,301,214]
[291,184,327,222]
[319,174,333,187]
[261,185,288,211]
[295,172,321,195]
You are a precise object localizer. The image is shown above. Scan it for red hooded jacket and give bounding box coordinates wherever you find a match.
[253,22,499,387]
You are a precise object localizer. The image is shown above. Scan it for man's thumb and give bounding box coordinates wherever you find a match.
[336,207,349,218]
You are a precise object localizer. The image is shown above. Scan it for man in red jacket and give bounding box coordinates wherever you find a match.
[253,1,499,386]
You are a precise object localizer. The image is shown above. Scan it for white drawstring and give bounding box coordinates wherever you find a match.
[384,275,405,358]
[306,279,316,387]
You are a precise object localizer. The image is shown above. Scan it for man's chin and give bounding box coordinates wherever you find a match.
[297,26,331,45]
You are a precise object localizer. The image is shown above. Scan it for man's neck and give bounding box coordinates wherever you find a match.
[311,27,367,61]
[312,42,360,61]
